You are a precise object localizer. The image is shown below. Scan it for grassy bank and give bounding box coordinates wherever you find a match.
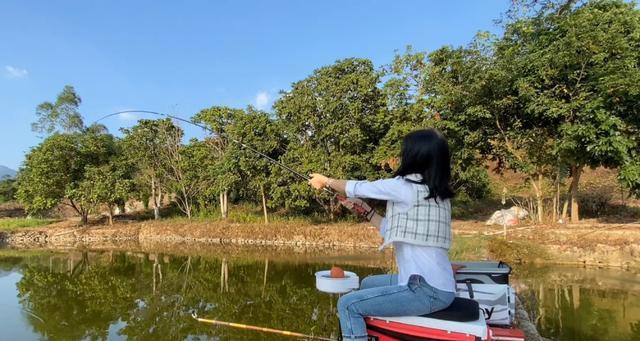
[1,213,637,269]
[0,218,56,231]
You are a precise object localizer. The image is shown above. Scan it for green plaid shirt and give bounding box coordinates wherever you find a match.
[380,184,452,250]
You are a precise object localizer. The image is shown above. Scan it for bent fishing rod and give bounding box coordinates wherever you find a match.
[94,110,376,216]
[94,110,309,182]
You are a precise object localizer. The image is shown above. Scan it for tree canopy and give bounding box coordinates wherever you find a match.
[15,0,640,224]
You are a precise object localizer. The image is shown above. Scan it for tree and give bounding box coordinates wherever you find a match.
[423,35,555,222]
[0,177,17,203]
[194,106,285,223]
[160,136,213,219]
[505,0,585,21]
[272,58,387,215]
[32,85,85,135]
[121,119,181,220]
[17,131,117,223]
[75,159,133,225]
[192,107,243,218]
[193,106,284,221]
[377,46,491,201]
[494,0,640,222]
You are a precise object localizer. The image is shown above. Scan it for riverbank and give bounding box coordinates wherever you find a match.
[1,218,638,269]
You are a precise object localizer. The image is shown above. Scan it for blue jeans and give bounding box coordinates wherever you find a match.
[337,274,455,341]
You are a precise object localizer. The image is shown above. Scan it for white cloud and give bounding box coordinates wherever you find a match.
[255,91,270,110]
[117,112,139,121]
[4,65,28,79]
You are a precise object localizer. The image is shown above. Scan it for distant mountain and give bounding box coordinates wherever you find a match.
[0,165,17,179]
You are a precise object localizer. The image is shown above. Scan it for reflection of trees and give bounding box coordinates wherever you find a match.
[517,265,640,341]
[627,321,640,341]
[16,254,138,341]
[11,251,384,340]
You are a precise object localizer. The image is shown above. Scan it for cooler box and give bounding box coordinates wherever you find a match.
[455,283,516,326]
[454,261,512,285]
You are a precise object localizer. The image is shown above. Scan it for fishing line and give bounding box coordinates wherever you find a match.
[93,110,371,214]
[93,110,310,182]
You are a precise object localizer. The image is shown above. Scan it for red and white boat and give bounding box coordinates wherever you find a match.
[362,261,526,341]
[365,297,525,340]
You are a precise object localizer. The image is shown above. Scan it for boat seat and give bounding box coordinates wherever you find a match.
[420,297,479,322]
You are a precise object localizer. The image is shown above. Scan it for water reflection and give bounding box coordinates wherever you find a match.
[3,250,384,340]
[0,250,639,341]
[514,266,640,341]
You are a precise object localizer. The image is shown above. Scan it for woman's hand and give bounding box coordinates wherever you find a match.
[451,263,466,273]
[309,173,330,190]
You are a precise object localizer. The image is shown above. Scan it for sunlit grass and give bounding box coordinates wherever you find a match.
[0,218,55,231]
[449,235,489,261]
[185,203,353,225]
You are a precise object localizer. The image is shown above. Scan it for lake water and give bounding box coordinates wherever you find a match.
[0,248,638,341]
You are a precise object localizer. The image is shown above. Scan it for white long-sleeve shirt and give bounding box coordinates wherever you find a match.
[346,174,456,293]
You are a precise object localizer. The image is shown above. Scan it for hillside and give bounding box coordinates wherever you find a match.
[0,166,16,179]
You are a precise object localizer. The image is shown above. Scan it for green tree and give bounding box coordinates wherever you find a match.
[194,106,284,222]
[0,177,17,203]
[273,58,387,215]
[377,46,491,201]
[16,131,117,224]
[32,85,85,135]
[162,138,214,219]
[494,0,640,222]
[121,119,182,220]
[75,159,133,225]
[423,36,552,218]
[192,106,242,218]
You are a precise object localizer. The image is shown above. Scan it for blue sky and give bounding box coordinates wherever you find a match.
[0,0,508,170]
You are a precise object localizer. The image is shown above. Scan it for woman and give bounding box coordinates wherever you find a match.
[309,129,456,341]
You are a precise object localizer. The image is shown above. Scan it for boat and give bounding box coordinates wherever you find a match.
[360,261,525,341]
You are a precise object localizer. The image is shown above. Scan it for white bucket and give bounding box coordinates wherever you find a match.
[315,270,359,294]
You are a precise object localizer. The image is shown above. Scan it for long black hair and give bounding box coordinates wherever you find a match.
[394,129,455,201]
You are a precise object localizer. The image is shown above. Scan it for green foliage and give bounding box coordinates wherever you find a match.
[380,46,492,198]
[121,119,181,177]
[499,0,640,171]
[121,119,183,219]
[272,58,387,212]
[17,134,84,215]
[18,1,640,221]
[619,161,640,197]
[32,85,85,135]
[17,131,118,221]
[419,0,640,216]
[193,106,283,202]
[76,161,133,218]
[0,177,17,202]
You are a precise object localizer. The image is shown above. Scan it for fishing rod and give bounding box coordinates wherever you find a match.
[191,311,335,341]
[94,110,373,217]
[94,110,310,182]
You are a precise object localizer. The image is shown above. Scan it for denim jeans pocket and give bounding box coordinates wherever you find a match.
[406,274,423,292]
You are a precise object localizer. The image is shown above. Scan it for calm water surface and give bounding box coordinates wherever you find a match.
[0,248,638,341]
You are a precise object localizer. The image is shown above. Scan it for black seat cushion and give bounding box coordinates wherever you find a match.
[420,297,479,322]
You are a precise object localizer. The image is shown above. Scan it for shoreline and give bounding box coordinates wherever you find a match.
[1,219,638,270]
